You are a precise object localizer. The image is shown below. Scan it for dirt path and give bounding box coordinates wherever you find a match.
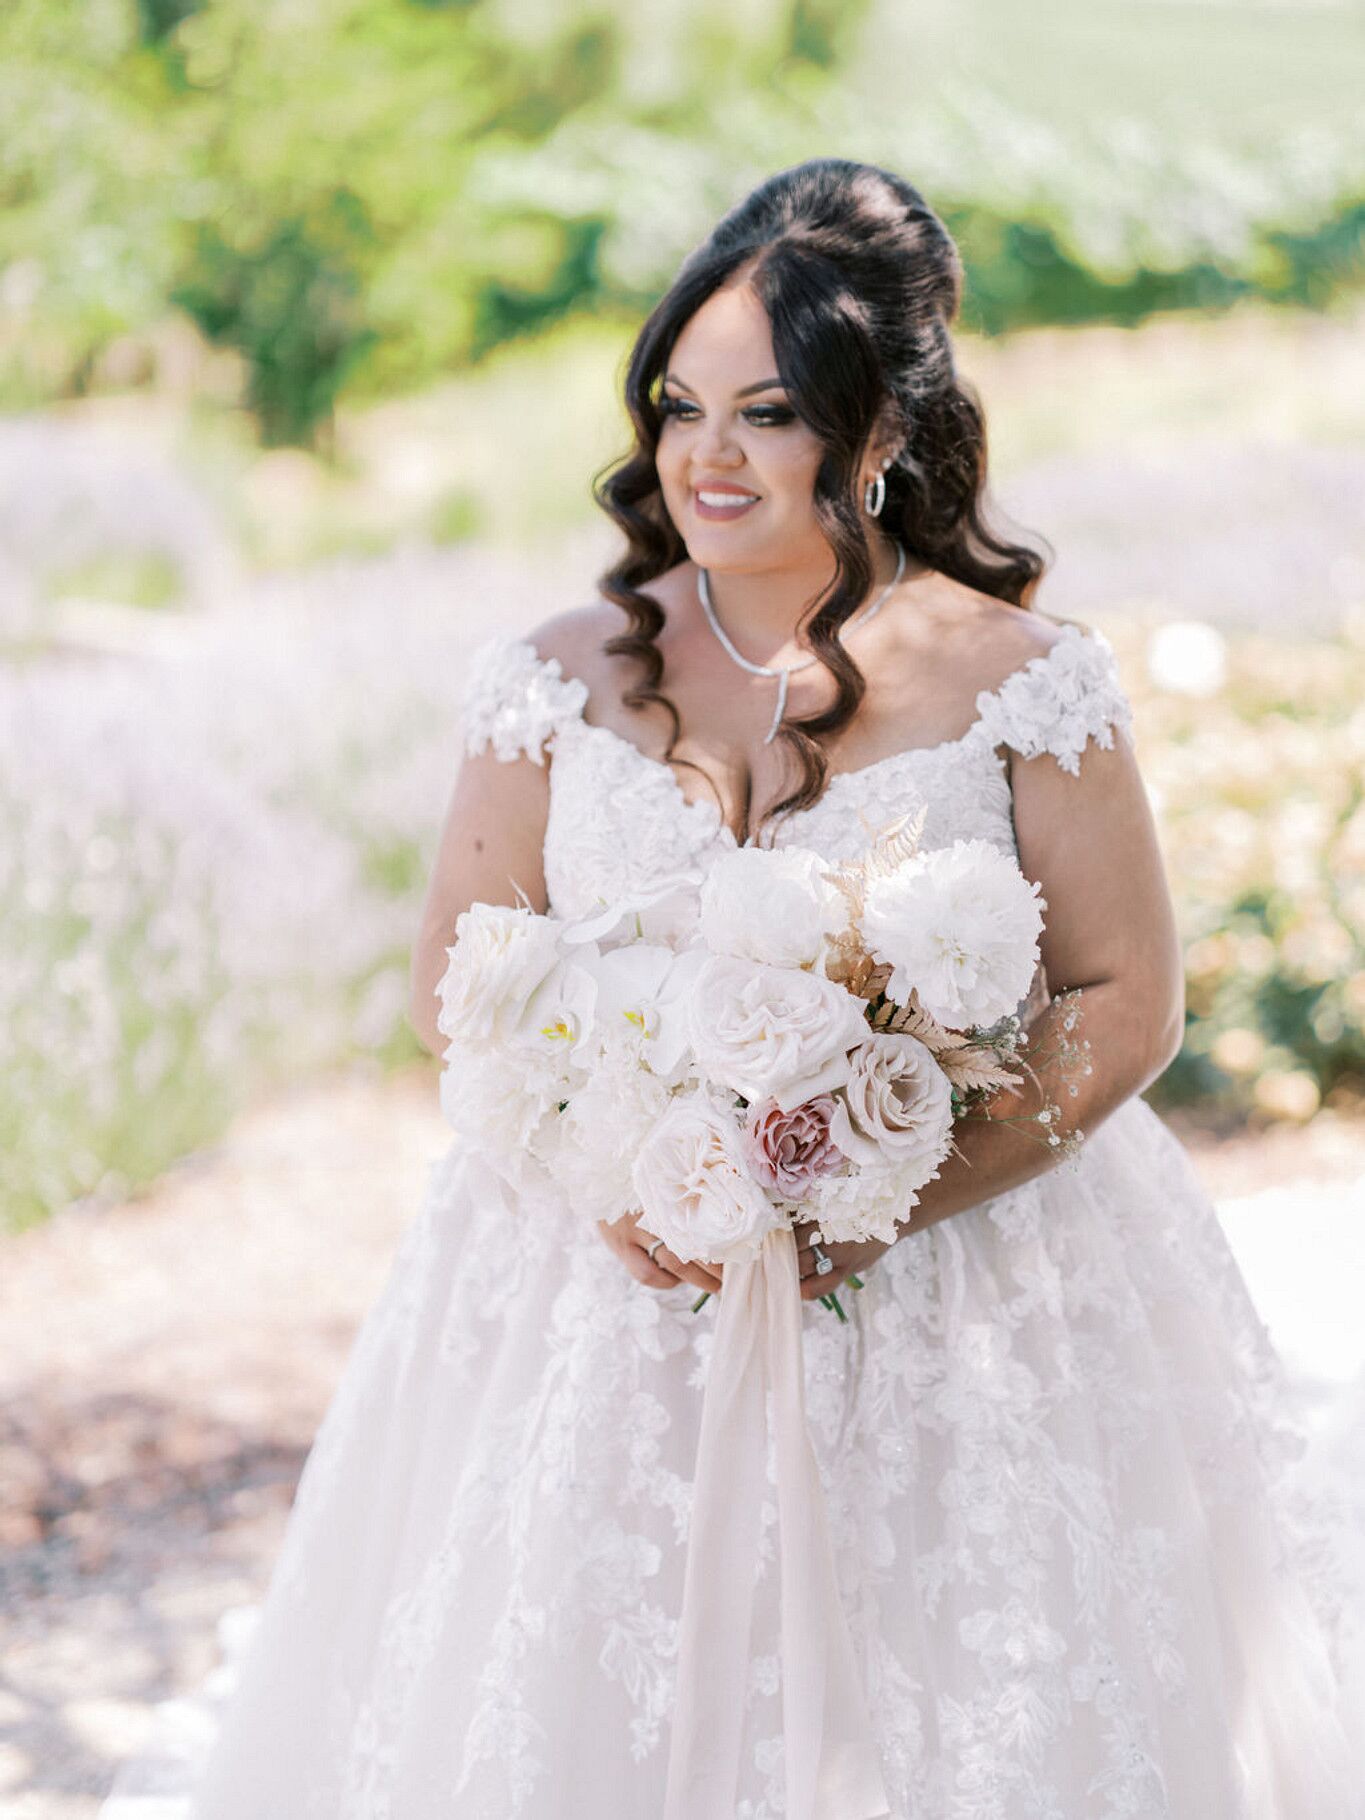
[1,1069,1362,1818]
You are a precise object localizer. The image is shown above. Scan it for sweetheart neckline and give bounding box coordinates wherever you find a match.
[527,618,1092,847]
[560,704,1009,848]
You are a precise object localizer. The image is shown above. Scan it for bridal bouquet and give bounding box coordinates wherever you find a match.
[436,813,1066,1317]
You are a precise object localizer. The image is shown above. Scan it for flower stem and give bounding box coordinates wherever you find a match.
[691,1291,711,1314]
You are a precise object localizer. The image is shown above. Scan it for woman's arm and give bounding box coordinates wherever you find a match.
[795,726,1185,1296]
[407,746,552,1056]
[906,730,1185,1232]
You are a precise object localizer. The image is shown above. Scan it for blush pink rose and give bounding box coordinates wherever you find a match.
[740,1093,845,1199]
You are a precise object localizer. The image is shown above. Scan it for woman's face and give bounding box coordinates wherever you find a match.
[654,277,834,575]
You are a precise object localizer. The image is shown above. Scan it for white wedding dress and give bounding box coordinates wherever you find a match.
[102,620,1363,1819]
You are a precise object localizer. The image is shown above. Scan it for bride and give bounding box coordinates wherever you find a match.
[113,158,1360,1818]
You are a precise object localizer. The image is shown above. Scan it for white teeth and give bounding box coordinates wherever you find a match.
[697,491,757,506]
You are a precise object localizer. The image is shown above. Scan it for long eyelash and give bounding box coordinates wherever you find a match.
[658,396,793,424]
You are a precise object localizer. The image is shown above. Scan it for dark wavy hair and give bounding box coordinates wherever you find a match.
[591,156,1051,844]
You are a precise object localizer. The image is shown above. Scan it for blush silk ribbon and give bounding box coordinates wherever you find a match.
[662,1224,892,1820]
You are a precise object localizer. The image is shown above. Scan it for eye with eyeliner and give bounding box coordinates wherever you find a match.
[658,393,795,426]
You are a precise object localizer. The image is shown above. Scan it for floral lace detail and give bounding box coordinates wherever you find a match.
[459,633,590,765]
[172,619,1362,1820]
[972,622,1134,777]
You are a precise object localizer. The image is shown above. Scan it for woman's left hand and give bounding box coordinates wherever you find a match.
[791,1222,892,1301]
[692,1225,892,1302]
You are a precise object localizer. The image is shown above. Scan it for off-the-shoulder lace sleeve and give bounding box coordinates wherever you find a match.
[973,622,1134,777]
[458,634,590,766]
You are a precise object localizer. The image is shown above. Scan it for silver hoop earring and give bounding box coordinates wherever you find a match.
[863,470,886,517]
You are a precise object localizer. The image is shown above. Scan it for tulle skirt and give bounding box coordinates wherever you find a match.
[101,1094,1363,1819]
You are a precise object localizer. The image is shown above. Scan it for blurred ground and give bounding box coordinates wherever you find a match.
[1,1069,1362,1818]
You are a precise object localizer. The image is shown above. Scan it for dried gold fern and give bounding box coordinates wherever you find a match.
[937,1049,1024,1094]
[824,807,926,928]
[872,992,965,1051]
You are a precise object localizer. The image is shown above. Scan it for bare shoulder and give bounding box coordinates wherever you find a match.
[524,572,688,702]
[893,571,1077,700]
[521,598,627,688]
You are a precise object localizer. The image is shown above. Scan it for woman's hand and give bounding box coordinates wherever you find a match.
[790,1222,893,1301]
[596,1209,723,1297]
[598,1210,886,1303]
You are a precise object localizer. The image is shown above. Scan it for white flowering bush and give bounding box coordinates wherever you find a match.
[0,545,541,1231]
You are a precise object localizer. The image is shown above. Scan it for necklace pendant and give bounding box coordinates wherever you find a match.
[765,667,790,744]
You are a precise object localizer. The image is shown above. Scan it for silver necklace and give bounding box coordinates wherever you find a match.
[696,540,907,744]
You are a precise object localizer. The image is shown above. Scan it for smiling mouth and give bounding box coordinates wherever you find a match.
[693,490,761,519]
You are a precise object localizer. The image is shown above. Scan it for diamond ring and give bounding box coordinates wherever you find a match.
[646,1236,665,1263]
[810,1242,834,1277]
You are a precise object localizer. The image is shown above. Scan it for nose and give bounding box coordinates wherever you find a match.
[690,415,744,468]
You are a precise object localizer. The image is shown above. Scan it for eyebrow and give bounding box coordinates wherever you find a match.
[663,372,787,399]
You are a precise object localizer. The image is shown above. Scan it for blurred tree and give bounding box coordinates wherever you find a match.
[0,0,1360,444]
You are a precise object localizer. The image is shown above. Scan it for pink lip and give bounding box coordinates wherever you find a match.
[693,485,761,522]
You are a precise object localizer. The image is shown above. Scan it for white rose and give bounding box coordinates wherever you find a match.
[698,847,846,972]
[828,1033,954,1179]
[631,1090,785,1265]
[436,903,564,1049]
[860,839,1044,1029]
[686,954,868,1110]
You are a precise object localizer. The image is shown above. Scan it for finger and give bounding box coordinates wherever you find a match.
[652,1242,721,1295]
[640,1230,720,1288]
[634,1234,712,1292]
[801,1268,848,1301]
[629,1252,684,1290]
[621,1233,680,1284]
[797,1233,831,1281]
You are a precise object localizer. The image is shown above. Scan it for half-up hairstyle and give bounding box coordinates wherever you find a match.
[592,156,1050,844]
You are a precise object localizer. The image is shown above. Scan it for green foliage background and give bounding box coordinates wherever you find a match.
[2,0,1362,444]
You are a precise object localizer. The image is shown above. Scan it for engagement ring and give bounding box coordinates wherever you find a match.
[811,1242,834,1277]
[646,1236,665,1263]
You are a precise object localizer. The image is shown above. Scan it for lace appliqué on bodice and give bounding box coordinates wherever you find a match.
[456,620,1136,914]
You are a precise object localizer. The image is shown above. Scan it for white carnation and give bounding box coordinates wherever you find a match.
[801,1158,925,1248]
[631,1090,785,1265]
[860,839,1044,1029]
[438,1040,565,1190]
[557,1034,673,1225]
[436,903,564,1050]
[686,953,868,1110]
[698,847,846,972]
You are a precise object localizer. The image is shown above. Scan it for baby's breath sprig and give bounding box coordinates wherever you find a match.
[954,987,1091,1165]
